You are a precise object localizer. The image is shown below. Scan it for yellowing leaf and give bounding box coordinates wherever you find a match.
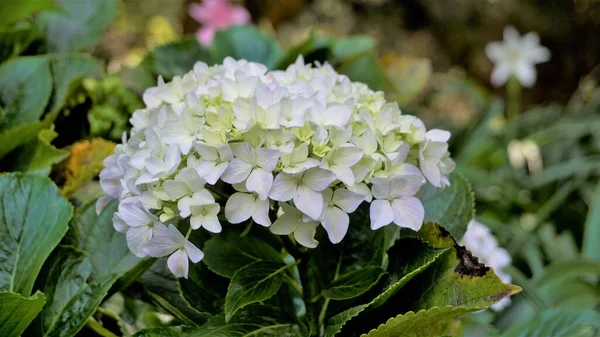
[60,138,115,197]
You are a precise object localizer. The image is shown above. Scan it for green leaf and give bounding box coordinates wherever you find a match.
[28,246,116,337]
[211,25,283,70]
[132,327,184,337]
[583,183,600,262]
[337,53,393,92]
[276,34,331,69]
[203,234,283,278]
[0,291,45,337]
[225,260,292,321]
[0,0,55,26]
[423,172,475,239]
[322,266,386,300]
[500,308,600,337]
[36,0,117,52]
[9,126,68,176]
[0,120,45,160]
[139,259,212,326]
[146,38,213,80]
[49,54,104,111]
[371,237,449,308]
[189,305,304,337]
[331,35,376,63]
[323,304,369,337]
[0,56,52,129]
[362,306,472,337]
[64,199,144,277]
[400,223,520,311]
[0,173,73,295]
[0,24,40,64]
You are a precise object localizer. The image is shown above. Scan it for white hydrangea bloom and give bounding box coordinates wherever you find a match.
[98,57,455,277]
[462,219,513,311]
[485,26,550,88]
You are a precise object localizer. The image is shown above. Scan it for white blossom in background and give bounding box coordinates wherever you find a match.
[462,219,513,311]
[485,26,550,88]
[98,56,455,278]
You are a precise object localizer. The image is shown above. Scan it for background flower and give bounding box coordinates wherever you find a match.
[189,0,250,45]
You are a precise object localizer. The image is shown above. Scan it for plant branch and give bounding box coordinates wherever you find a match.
[86,317,118,337]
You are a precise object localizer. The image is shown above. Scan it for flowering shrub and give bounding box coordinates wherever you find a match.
[99,57,455,278]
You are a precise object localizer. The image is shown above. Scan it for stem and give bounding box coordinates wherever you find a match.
[281,234,303,258]
[318,252,343,328]
[86,317,118,337]
[506,75,522,140]
[299,253,321,337]
[284,274,303,296]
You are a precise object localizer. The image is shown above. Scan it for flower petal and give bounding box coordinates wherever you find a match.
[321,206,349,244]
[221,158,253,183]
[246,168,273,200]
[252,198,272,226]
[294,185,323,220]
[126,225,153,258]
[333,189,364,213]
[370,200,394,230]
[168,249,189,278]
[184,241,204,263]
[302,168,337,191]
[391,196,425,231]
[269,173,298,201]
[294,221,319,248]
[225,192,255,224]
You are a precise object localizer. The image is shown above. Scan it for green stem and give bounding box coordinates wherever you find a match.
[284,274,303,297]
[299,253,321,337]
[86,317,118,337]
[506,75,522,140]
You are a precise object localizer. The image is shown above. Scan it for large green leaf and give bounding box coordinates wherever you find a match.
[211,25,283,70]
[423,173,475,239]
[500,308,600,337]
[28,246,116,337]
[322,237,449,337]
[203,234,283,278]
[0,0,55,26]
[370,237,449,308]
[30,199,149,337]
[9,126,68,176]
[224,260,293,321]
[322,267,386,300]
[330,36,376,63]
[48,54,103,111]
[399,223,520,311]
[0,291,45,337]
[36,0,117,52]
[363,306,470,337]
[0,120,45,160]
[0,24,40,64]
[146,38,213,80]
[583,183,600,262]
[139,259,213,326]
[0,173,72,295]
[189,305,304,337]
[323,305,369,337]
[337,53,393,92]
[65,199,142,277]
[0,56,52,129]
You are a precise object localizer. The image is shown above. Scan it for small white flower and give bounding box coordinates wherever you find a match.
[462,219,512,311]
[280,143,320,174]
[162,168,205,200]
[319,188,364,244]
[485,26,550,88]
[221,143,279,200]
[270,168,337,220]
[370,175,424,231]
[117,202,165,257]
[190,142,233,185]
[143,224,204,279]
[225,185,271,226]
[320,145,364,186]
[419,130,451,188]
[178,190,221,233]
[270,203,320,248]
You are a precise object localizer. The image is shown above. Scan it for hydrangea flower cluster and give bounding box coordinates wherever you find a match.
[462,219,512,311]
[98,57,455,278]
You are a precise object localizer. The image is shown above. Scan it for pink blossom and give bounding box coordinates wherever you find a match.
[189,0,251,45]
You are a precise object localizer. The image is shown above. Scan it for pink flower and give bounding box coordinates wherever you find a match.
[189,0,251,45]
